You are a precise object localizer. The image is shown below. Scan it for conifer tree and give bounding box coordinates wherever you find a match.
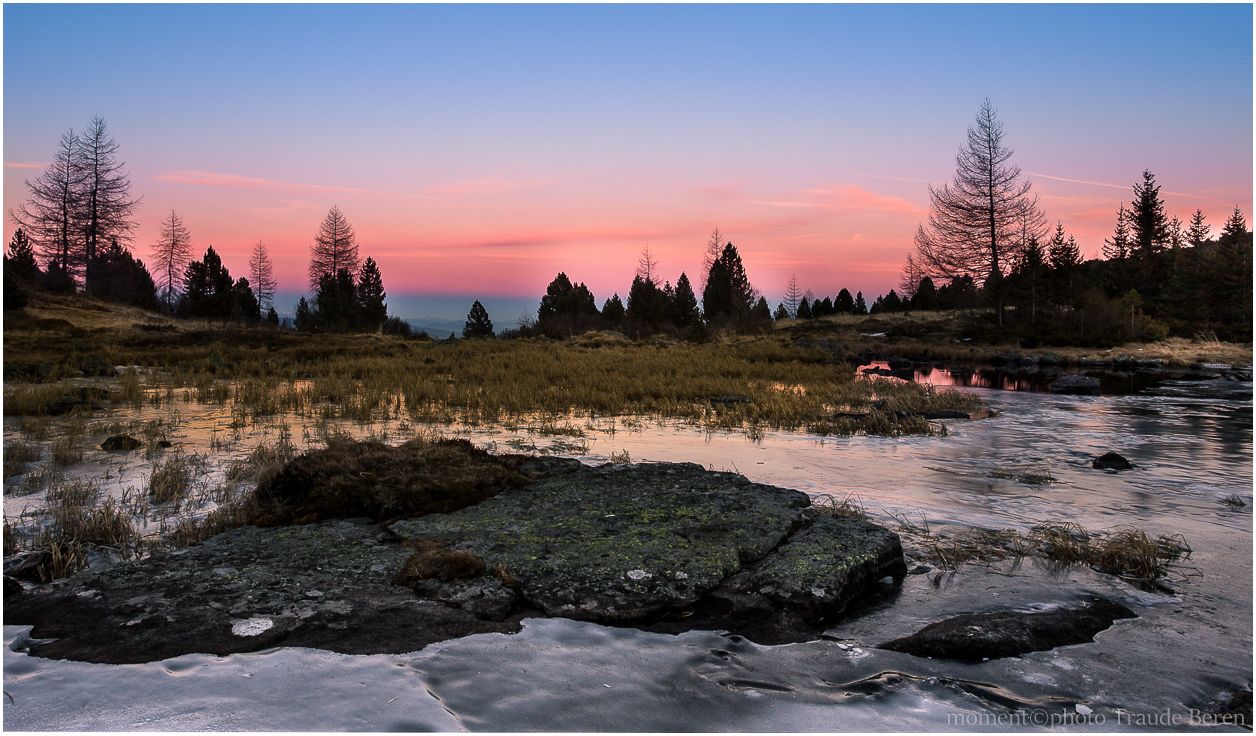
[12,130,85,280]
[5,228,40,282]
[601,294,626,324]
[294,297,313,331]
[355,257,387,331]
[672,272,701,327]
[701,242,756,327]
[152,209,192,311]
[796,296,812,319]
[835,288,855,314]
[179,246,235,319]
[1186,209,1210,247]
[1103,205,1131,260]
[1219,206,1249,244]
[783,273,802,318]
[308,206,359,290]
[77,117,139,292]
[463,300,494,338]
[750,296,773,326]
[854,291,867,314]
[773,303,789,321]
[248,240,277,311]
[1128,170,1168,258]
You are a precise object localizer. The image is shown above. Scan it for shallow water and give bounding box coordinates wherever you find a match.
[4,378,1252,730]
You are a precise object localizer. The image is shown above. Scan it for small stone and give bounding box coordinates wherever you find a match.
[100,434,143,452]
[626,569,652,581]
[230,617,273,637]
[1092,452,1133,471]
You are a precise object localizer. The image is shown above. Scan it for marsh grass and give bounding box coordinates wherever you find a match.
[812,493,867,519]
[147,453,201,504]
[3,439,43,478]
[897,517,1193,591]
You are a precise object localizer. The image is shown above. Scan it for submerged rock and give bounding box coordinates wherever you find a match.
[879,598,1136,662]
[100,434,143,452]
[6,454,908,662]
[1049,374,1102,395]
[1092,451,1133,470]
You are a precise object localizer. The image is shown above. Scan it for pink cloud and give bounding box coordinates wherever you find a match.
[4,161,45,170]
[155,170,374,195]
[798,184,926,215]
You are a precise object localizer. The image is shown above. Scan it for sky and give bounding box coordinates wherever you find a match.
[3,3,1253,320]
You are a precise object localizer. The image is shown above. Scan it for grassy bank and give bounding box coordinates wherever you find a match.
[780,310,1252,368]
[4,293,980,436]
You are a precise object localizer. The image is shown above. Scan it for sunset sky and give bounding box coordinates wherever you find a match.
[4,4,1252,320]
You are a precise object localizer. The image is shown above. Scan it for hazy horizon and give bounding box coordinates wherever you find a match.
[5,4,1252,309]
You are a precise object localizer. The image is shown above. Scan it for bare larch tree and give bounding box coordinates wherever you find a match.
[783,273,802,318]
[636,245,659,284]
[151,209,192,311]
[701,227,725,289]
[11,129,85,279]
[249,240,278,311]
[898,254,924,299]
[913,98,1044,320]
[77,117,140,291]
[309,206,360,289]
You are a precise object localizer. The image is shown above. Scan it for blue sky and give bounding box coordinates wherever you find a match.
[5,4,1252,320]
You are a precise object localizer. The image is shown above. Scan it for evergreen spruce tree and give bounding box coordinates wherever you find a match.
[796,296,812,319]
[266,306,280,327]
[179,246,235,319]
[773,303,789,321]
[5,228,41,282]
[1128,170,1168,258]
[1186,209,1210,247]
[911,277,938,310]
[1103,205,1131,260]
[1219,206,1249,244]
[230,277,262,323]
[601,294,626,324]
[701,243,756,328]
[463,300,494,338]
[355,257,387,331]
[750,296,773,327]
[294,297,313,331]
[835,288,855,314]
[672,272,700,327]
[854,291,867,314]
[89,238,157,309]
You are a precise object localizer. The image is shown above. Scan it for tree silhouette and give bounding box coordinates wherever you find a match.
[636,246,659,285]
[601,294,626,323]
[309,206,360,290]
[672,272,701,327]
[11,130,84,279]
[700,227,724,290]
[701,242,756,327]
[152,209,192,311]
[773,303,789,321]
[77,117,139,293]
[5,229,40,283]
[913,98,1044,312]
[1128,170,1168,259]
[1103,205,1131,260]
[248,240,277,311]
[179,246,235,319]
[355,257,387,331]
[1219,206,1249,244]
[463,300,494,338]
[313,269,358,331]
[294,297,313,331]
[796,296,812,319]
[89,238,156,309]
[1185,209,1210,247]
[783,273,802,318]
[854,291,867,314]
[911,277,938,310]
[898,254,924,299]
[835,288,855,314]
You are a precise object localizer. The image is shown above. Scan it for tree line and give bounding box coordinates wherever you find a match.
[4,117,406,333]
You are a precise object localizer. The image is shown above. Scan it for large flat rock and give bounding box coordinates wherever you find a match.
[6,454,909,662]
[390,462,813,621]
